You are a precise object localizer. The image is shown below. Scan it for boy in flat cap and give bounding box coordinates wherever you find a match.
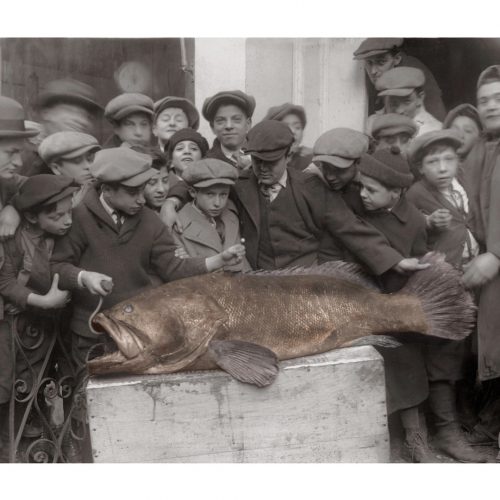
[353,38,446,121]
[0,175,76,461]
[173,158,251,273]
[152,96,200,153]
[371,113,418,157]
[263,103,313,171]
[141,148,170,213]
[104,93,154,148]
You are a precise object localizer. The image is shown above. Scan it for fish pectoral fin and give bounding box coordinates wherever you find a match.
[341,335,402,349]
[208,340,279,388]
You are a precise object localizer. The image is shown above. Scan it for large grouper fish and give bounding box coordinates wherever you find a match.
[88,254,475,387]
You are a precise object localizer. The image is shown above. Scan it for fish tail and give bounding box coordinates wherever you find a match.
[399,252,476,341]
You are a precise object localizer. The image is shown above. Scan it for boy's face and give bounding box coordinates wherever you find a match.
[144,166,170,209]
[375,132,413,156]
[359,173,400,211]
[31,195,73,236]
[171,140,203,176]
[191,184,230,219]
[0,137,25,179]
[114,112,152,147]
[51,150,96,185]
[153,107,189,142]
[385,91,423,119]
[252,154,288,185]
[363,52,401,85]
[211,104,251,150]
[318,162,357,191]
[450,115,481,157]
[281,113,304,146]
[419,144,458,191]
[477,81,500,133]
[103,184,146,216]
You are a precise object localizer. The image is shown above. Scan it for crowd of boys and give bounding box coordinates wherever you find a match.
[0,37,499,463]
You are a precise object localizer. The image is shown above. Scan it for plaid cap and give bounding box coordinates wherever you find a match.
[182,158,238,188]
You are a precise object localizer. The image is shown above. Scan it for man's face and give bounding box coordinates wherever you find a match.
[32,196,73,236]
[477,81,500,133]
[359,174,399,211]
[191,184,230,219]
[318,162,357,191]
[114,113,152,147]
[153,107,189,143]
[375,133,413,156]
[364,53,401,85]
[171,140,203,177]
[211,104,251,150]
[252,154,288,185]
[419,145,459,191]
[450,116,481,157]
[51,150,96,185]
[385,91,423,119]
[281,113,304,146]
[103,184,147,216]
[41,103,95,135]
[0,137,25,179]
[144,166,170,209]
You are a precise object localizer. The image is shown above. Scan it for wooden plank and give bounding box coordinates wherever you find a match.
[87,346,389,463]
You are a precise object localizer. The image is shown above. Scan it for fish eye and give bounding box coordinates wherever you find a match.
[123,304,134,313]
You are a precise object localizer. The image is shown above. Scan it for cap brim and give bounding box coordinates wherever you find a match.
[0,129,40,139]
[374,126,416,138]
[312,155,355,169]
[47,185,80,205]
[378,88,415,97]
[110,106,154,122]
[192,178,236,188]
[204,96,253,121]
[246,148,289,162]
[120,167,157,187]
[38,94,103,113]
[60,144,101,160]
[353,49,391,60]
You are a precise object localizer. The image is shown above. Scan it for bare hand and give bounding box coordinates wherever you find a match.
[175,246,190,259]
[42,274,71,309]
[221,240,246,265]
[393,258,431,274]
[81,271,114,296]
[462,252,500,288]
[0,205,21,241]
[427,209,452,230]
[160,199,183,233]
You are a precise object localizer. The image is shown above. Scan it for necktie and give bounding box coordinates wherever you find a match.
[214,216,225,244]
[113,211,123,230]
[260,183,281,203]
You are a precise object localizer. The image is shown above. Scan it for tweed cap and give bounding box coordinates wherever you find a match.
[12,174,78,211]
[372,113,418,138]
[376,67,426,97]
[153,96,200,130]
[244,120,294,161]
[168,128,210,158]
[105,93,154,123]
[408,129,463,166]
[263,103,307,128]
[353,38,404,60]
[182,158,238,188]
[313,128,369,168]
[443,103,483,131]
[0,97,39,138]
[90,147,156,187]
[202,90,256,122]
[358,150,414,188]
[477,65,500,89]
[39,131,101,163]
[37,78,102,113]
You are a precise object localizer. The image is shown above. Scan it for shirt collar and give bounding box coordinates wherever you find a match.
[99,192,117,218]
[258,169,288,188]
[221,144,245,161]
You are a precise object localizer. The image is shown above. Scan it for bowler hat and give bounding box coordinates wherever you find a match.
[202,90,256,122]
[313,128,369,168]
[12,174,78,211]
[105,93,154,124]
[182,158,238,188]
[372,114,418,139]
[153,96,200,130]
[443,104,483,132]
[0,97,40,139]
[376,67,425,97]
[408,129,463,166]
[37,78,102,114]
[353,38,404,60]
[263,103,307,128]
[245,120,294,161]
[39,131,101,164]
[358,150,413,188]
[168,128,209,159]
[90,148,156,187]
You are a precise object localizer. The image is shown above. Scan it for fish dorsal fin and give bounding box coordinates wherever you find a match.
[208,340,279,387]
[245,261,379,290]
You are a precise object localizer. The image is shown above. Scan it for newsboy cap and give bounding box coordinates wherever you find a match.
[12,174,78,212]
[313,128,369,168]
[90,148,156,187]
[263,103,307,128]
[37,78,102,114]
[104,93,154,124]
[353,38,404,60]
[153,96,200,130]
[443,103,483,132]
[167,128,210,159]
[38,131,101,164]
[182,158,238,188]
[245,120,294,161]
[376,67,426,97]
[477,65,500,89]
[202,90,256,122]
[408,129,463,166]
[358,149,413,188]
[371,113,418,139]
[0,97,39,139]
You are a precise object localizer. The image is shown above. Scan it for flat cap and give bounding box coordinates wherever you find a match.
[245,120,294,161]
[90,147,156,187]
[376,67,426,97]
[408,129,463,165]
[263,103,307,128]
[477,65,500,89]
[0,97,39,139]
[168,128,209,158]
[372,113,418,138]
[182,158,238,188]
[153,96,200,130]
[105,93,154,123]
[202,90,256,122]
[313,128,369,168]
[443,103,483,131]
[358,150,413,188]
[12,174,78,211]
[38,131,101,163]
[353,38,403,60]
[37,78,102,113]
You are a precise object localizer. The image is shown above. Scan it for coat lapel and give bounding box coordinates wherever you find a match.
[234,171,260,233]
[181,204,223,252]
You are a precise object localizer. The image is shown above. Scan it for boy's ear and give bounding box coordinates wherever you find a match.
[187,186,197,199]
[393,52,402,66]
[24,211,38,225]
[48,161,62,175]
